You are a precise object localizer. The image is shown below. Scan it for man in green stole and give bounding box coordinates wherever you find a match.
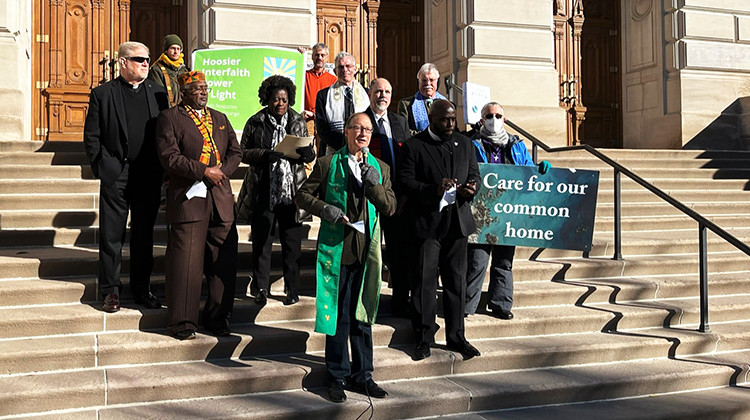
[296,113,396,403]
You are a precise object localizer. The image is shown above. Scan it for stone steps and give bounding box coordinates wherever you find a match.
[7,346,747,419]
[0,141,748,417]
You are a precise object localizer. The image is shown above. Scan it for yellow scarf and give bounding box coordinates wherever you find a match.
[158,52,184,68]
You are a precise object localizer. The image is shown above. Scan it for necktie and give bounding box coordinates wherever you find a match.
[377,117,395,170]
[344,87,354,119]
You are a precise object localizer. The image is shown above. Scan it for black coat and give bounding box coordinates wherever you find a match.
[83,77,169,186]
[398,130,480,239]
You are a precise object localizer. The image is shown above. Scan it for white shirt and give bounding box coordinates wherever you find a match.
[347,152,363,185]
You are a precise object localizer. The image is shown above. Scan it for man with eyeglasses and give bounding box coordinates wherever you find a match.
[83,41,169,313]
[315,52,370,155]
[397,63,447,136]
[464,102,551,320]
[155,71,242,340]
[296,112,396,403]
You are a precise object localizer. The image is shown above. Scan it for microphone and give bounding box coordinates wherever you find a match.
[360,146,369,167]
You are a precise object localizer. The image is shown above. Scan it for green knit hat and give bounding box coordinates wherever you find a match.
[163,34,183,52]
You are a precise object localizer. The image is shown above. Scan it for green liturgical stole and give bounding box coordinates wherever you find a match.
[314,147,383,336]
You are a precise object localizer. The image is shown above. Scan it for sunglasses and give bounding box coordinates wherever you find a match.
[484,113,503,120]
[124,56,150,64]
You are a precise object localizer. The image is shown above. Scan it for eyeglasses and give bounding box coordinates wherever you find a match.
[484,113,503,120]
[187,86,212,94]
[124,56,150,64]
[346,125,373,134]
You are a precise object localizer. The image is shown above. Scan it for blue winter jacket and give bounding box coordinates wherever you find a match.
[471,134,534,166]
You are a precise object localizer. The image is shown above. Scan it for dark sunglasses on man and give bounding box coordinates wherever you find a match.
[124,56,150,64]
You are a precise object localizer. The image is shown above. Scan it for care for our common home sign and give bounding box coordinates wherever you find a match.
[469,164,599,251]
[192,47,306,132]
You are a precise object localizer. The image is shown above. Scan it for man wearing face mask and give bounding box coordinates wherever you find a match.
[464,102,551,319]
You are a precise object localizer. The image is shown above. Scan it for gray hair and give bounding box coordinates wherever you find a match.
[417,63,439,80]
[480,101,504,117]
[369,77,391,89]
[311,43,329,53]
[334,51,355,68]
[118,41,149,59]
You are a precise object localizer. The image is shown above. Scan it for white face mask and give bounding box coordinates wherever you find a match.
[484,116,504,134]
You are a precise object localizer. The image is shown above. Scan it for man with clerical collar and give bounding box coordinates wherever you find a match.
[397,62,447,136]
[148,34,190,107]
[295,112,396,403]
[364,78,413,317]
[154,70,242,340]
[315,52,370,155]
[464,102,551,320]
[398,99,482,361]
[83,41,169,313]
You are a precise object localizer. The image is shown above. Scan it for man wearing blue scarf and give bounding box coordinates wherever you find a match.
[397,63,446,136]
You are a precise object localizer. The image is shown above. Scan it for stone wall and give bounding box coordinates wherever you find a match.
[625,0,750,149]
[0,0,30,140]
[425,0,567,145]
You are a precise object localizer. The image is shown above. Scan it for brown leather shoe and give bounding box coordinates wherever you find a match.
[102,293,120,313]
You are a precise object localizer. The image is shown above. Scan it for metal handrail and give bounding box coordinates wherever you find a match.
[505,118,750,333]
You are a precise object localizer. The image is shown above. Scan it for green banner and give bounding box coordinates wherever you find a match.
[192,46,306,131]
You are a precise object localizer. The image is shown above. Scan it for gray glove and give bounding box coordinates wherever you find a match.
[320,204,345,224]
[361,164,380,189]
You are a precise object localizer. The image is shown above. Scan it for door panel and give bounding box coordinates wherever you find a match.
[129,0,188,63]
[376,0,424,108]
[33,0,128,141]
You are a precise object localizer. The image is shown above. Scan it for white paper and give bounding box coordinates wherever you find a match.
[439,185,457,212]
[186,180,207,200]
[346,220,366,234]
[274,134,314,159]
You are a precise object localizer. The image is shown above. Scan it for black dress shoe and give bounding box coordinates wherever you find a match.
[174,329,196,340]
[413,341,431,361]
[446,340,481,359]
[284,290,299,306]
[491,308,514,320]
[328,380,347,403]
[102,293,120,313]
[350,379,388,398]
[255,289,268,306]
[134,292,162,309]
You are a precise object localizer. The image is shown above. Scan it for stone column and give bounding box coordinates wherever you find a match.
[0,0,31,140]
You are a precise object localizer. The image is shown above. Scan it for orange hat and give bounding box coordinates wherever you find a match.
[179,71,206,86]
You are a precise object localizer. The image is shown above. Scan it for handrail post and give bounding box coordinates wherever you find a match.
[613,168,622,260]
[698,223,710,332]
[532,143,538,165]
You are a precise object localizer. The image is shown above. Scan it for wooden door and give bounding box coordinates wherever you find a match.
[554,0,621,147]
[376,0,424,108]
[32,0,130,141]
[129,0,188,64]
[579,0,621,148]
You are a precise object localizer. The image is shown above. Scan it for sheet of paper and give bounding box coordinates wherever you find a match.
[273,134,314,159]
[346,220,366,234]
[439,185,457,212]
[186,180,207,200]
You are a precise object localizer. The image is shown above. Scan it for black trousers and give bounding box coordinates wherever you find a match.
[382,214,412,309]
[98,162,161,297]
[325,262,374,385]
[412,234,468,346]
[251,203,303,293]
[165,195,237,333]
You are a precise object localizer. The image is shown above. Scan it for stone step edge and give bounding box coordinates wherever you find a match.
[3,350,743,419]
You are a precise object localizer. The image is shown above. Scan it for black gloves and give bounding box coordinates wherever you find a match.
[295,145,316,163]
[264,150,284,164]
[320,204,345,224]
[361,164,380,189]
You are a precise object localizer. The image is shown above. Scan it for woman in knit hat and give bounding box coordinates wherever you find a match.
[147,34,190,107]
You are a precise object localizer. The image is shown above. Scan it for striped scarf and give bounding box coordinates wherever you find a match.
[185,105,220,166]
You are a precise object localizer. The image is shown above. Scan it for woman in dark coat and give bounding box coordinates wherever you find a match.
[236,75,316,306]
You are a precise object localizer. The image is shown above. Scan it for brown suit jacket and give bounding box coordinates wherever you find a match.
[155,105,242,223]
